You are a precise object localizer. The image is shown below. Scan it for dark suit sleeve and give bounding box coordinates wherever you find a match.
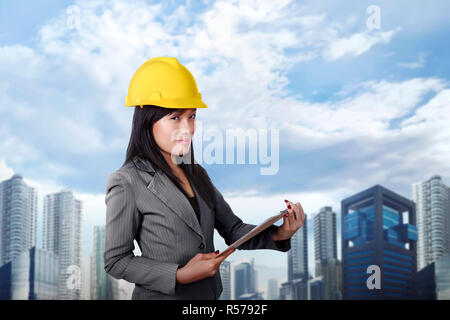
[213,184,291,252]
[104,171,179,296]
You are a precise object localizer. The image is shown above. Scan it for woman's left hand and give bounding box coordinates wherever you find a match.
[271,200,305,241]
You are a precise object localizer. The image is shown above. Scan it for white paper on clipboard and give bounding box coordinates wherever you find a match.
[216,208,289,258]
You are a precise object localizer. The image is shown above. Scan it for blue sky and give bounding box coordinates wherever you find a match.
[1,0,450,297]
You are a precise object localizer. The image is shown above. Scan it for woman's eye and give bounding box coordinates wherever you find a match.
[170,114,195,120]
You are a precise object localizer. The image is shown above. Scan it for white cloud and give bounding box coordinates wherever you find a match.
[397,53,427,69]
[53,116,106,154]
[23,177,67,199]
[279,77,448,151]
[0,128,41,165]
[323,27,401,61]
[5,1,446,194]
[42,162,81,178]
[0,0,406,171]
[0,158,14,181]
[0,45,43,79]
[401,88,450,167]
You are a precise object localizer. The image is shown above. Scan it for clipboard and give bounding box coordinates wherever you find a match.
[216,208,289,258]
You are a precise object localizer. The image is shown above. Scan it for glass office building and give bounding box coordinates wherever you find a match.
[280,281,294,300]
[416,252,450,299]
[342,185,418,299]
[0,246,58,299]
[417,262,436,299]
[309,276,325,300]
[435,252,450,299]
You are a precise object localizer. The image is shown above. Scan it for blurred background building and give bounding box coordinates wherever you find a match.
[91,225,118,299]
[314,206,342,299]
[0,246,58,299]
[280,216,308,300]
[43,189,82,300]
[219,260,231,300]
[267,278,279,300]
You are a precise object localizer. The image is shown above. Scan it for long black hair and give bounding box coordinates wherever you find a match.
[123,105,216,210]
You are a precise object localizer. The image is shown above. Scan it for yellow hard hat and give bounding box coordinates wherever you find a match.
[125,57,208,109]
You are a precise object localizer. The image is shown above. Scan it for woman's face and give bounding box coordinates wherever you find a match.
[152,108,196,157]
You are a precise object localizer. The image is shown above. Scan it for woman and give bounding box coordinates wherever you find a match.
[104,57,305,300]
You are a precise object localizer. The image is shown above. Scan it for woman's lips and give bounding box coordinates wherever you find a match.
[177,139,191,146]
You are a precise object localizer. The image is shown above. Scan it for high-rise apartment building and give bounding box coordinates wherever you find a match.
[288,216,308,281]
[314,206,341,299]
[0,174,37,266]
[413,175,450,271]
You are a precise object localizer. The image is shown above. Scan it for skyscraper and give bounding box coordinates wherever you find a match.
[43,188,82,300]
[280,281,294,300]
[81,255,91,300]
[416,252,450,300]
[314,206,337,262]
[234,258,256,300]
[314,206,341,299]
[309,275,325,300]
[0,174,37,266]
[285,215,308,299]
[416,261,436,300]
[219,260,231,300]
[435,252,450,300]
[91,225,118,299]
[315,258,342,300]
[288,215,308,282]
[342,185,418,299]
[279,278,308,300]
[413,175,450,271]
[267,278,279,300]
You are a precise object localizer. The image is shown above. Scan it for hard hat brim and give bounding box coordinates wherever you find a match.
[125,97,208,109]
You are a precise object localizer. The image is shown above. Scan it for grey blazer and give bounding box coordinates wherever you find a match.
[104,155,291,300]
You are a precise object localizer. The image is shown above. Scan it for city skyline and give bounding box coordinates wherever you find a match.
[3,171,447,299]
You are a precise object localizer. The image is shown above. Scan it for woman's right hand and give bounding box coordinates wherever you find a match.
[176,248,236,285]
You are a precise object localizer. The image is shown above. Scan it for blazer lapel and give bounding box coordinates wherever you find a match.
[133,156,205,242]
